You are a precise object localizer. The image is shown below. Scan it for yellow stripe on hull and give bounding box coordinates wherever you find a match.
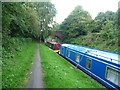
[54,50,60,53]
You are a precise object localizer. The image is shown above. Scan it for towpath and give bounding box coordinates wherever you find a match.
[27,43,44,88]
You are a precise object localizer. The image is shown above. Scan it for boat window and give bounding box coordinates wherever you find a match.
[67,50,70,57]
[61,47,64,54]
[86,58,92,69]
[76,54,80,63]
[106,67,120,86]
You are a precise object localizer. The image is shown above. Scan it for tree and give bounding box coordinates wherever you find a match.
[34,2,56,41]
[93,11,116,33]
[60,5,92,41]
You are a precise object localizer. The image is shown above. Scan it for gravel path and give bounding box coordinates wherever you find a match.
[27,43,44,88]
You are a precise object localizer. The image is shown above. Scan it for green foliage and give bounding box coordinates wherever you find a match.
[2,2,40,39]
[2,40,36,88]
[2,37,32,59]
[34,2,56,40]
[2,2,56,88]
[60,5,92,39]
[2,2,56,50]
[52,22,60,31]
[40,44,102,88]
[60,5,118,53]
[93,11,116,33]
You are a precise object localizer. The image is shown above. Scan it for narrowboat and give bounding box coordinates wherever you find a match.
[46,41,61,53]
[60,44,120,89]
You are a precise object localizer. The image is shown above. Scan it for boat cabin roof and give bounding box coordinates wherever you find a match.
[48,41,60,45]
[62,44,120,64]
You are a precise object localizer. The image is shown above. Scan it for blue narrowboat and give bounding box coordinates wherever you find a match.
[60,44,120,89]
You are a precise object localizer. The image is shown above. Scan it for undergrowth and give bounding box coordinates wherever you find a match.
[2,38,36,88]
[69,33,119,54]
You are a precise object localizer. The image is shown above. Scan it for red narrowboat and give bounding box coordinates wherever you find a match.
[46,41,61,53]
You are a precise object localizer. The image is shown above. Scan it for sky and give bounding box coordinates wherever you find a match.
[51,0,120,24]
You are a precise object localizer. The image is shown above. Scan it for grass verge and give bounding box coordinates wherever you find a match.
[40,44,103,88]
[2,41,36,88]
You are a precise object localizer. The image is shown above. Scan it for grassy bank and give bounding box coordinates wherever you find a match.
[40,44,102,88]
[2,41,36,88]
